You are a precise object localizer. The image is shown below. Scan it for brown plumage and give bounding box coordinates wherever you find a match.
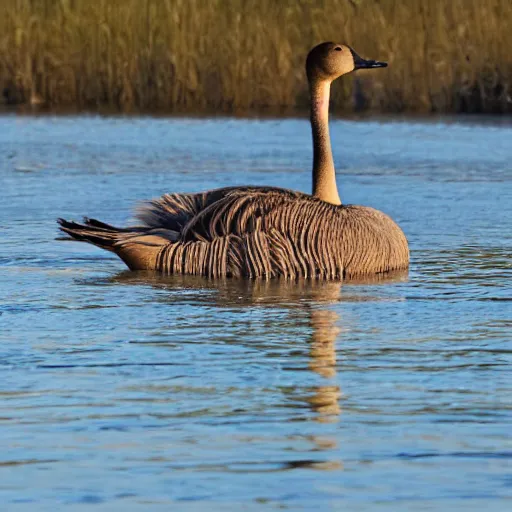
[58,185,408,279]
[58,42,409,280]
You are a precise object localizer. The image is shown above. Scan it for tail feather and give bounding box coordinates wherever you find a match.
[58,218,120,252]
[57,218,173,270]
[83,217,139,232]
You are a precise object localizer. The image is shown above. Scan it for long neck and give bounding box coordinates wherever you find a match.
[310,79,341,205]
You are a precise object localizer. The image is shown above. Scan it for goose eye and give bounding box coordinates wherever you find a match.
[334,47,342,51]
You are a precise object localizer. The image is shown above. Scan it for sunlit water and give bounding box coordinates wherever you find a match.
[1,114,511,511]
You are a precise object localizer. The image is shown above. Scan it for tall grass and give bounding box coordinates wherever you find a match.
[1,0,512,113]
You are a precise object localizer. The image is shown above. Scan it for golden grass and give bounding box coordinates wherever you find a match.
[1,0,512,113]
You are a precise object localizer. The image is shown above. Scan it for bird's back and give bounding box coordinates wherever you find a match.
[136,186,409,278]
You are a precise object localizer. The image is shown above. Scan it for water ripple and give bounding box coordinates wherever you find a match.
[0,115,511,509]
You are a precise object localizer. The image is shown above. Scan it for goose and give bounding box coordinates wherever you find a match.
[58,42,409,279]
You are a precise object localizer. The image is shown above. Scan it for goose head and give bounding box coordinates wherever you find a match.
[306,42,387,83]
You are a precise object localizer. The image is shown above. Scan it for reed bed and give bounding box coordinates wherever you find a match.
[1,0,512,114]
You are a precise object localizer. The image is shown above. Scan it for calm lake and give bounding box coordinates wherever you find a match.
[1,114,511,510]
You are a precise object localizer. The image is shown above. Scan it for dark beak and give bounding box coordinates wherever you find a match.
[349,47,387,69]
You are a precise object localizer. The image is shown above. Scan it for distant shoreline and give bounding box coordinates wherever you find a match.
[2,106,512,129]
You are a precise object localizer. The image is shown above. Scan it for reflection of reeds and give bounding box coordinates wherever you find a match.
[3,0,510,113]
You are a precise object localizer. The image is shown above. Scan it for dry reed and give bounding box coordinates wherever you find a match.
[1,0,512,114]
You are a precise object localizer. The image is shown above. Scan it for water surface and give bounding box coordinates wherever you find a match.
[1,114,511,510]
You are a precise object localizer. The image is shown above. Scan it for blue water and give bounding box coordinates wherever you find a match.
[1,114,511,510]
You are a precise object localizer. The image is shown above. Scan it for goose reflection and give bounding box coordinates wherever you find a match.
[101,271,406,471]
[307,308,342,421]
[285,301,344,469]
[108,269,407,305]
[106,272,406,423]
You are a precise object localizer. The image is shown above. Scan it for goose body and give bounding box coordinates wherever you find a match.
[59,42,409,279]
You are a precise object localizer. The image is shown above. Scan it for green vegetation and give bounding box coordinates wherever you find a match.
[2,0,512,114]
